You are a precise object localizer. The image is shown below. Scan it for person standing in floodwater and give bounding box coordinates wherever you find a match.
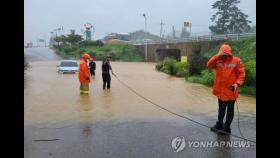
[102,55,115,90]
[207,44,245,135]
[78,53,91,94]
[89,57,96,77]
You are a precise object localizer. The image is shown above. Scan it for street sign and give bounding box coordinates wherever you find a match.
[181,56,187,63]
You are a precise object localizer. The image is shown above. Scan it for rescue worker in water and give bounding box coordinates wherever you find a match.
[102,55,115,90]
[78,53,91,94]
[207,44,245,134]
[89,57,96,77]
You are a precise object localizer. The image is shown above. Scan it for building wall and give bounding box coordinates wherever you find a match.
[135,41,222,62]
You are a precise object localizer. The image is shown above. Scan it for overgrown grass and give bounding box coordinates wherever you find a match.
[239,86,256,96]
[204,37,256,63]
[155,37,256,96]
[186,69,213,86]
[52,43,144,61]
[186,75,203,83]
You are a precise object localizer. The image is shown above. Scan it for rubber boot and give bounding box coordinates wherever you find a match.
[210,121,223,132]
[219,126,231,135]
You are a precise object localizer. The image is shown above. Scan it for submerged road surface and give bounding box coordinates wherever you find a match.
[24,48,256,158]
[24,47,61,62]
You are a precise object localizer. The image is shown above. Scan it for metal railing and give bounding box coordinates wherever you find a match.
[129,32,256,45]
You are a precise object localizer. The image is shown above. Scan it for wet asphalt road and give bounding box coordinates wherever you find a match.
[24,48,256,158]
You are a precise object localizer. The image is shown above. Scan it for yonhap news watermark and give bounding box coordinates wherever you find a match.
[188,140,251,148]
[171,136,251,152]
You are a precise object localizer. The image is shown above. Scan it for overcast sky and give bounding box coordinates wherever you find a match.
[24,0,256,44]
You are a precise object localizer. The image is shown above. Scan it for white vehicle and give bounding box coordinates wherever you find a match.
[57,60,78,74]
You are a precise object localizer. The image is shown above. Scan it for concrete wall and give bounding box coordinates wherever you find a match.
[136,41,223,62]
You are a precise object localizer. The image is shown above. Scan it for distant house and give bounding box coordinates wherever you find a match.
[104,33,131,42]
[25,42,33,48]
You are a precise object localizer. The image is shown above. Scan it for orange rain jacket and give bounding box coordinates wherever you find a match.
[207,44,245,101]
[78,54,91,83]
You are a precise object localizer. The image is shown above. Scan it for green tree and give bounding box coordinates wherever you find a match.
[209,0,251,34]
[60,35,67,45]
[66,34,84,45]
[53,36,62,46]
[188,44,204,75]
[88,51,97,58]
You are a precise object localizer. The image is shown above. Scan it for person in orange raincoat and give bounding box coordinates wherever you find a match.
[207,44,245,134]
[79,53,91,94]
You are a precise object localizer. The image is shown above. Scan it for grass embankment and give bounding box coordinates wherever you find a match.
[156,38,256,96]
[52,43,144,62]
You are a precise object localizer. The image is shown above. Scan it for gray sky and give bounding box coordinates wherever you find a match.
[24,0,256,44]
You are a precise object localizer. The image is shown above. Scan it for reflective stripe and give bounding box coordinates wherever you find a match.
[217,63,223,67]
[80,90,89,94]
[216,63,237,68]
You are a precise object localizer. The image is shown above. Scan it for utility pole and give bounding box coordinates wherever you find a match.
[190,22,192,36]
[54,28,59,47]
[160,20,165,43]
[56,30,58,46]
[143,13,148,62]
[172,26,176,39]
[160,20,165,41]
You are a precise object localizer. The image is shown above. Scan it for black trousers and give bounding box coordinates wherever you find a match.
[90,69,95,76]
[102,73,111,89]
[218,99,235,128]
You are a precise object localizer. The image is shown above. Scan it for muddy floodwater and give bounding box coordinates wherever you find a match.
[24,60,255,125]
[24,48,256,158]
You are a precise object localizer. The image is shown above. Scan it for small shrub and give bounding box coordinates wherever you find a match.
[160,58,177,75]
[174,62,188,77]
[201,69,214,86]
[244,60,256,87]
[189,43,204,75]
[155,62,163,71]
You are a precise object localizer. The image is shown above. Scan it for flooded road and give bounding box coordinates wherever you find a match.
[24,47,61,62]
[24,48,256,158]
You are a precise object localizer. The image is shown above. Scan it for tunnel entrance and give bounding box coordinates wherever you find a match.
[155,49,181,61]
